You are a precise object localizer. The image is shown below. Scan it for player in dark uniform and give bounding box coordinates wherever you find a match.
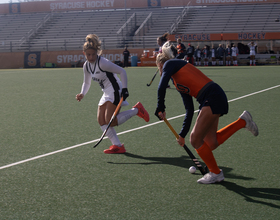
[154,41,259,184]
[176,38,186,59]
[186,43,195,64]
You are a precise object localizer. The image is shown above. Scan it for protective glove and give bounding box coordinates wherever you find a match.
[154,108,164,120]
[121,88,129,101]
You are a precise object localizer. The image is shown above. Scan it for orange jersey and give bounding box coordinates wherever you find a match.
[171,62,212,98]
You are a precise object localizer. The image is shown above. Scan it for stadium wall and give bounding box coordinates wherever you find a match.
[0,48,149,69]
[0,0,279,15]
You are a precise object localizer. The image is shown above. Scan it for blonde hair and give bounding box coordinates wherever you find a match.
[161,41,177,59]
[156,52,170,65]
[83,34,102,54]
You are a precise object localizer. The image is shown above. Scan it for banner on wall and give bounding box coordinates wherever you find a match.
[24,52,41,68]
[0,0,279,14]
[9,3,20,14]
[170,32,280,41]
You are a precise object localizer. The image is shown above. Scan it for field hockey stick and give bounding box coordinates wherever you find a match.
[163,117,206,175]
[147,69,159,86]
[93,97,123,148]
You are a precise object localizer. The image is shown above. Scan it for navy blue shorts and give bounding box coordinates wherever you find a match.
[197,83,228,116]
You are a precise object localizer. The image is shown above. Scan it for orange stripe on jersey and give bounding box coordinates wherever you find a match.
[171,63,212,98]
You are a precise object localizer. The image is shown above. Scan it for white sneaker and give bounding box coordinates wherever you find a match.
[197,170,224,184]
[239,110,259,136]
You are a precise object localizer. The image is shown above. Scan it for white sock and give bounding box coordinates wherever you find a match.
[117,108,138,125]
[100,125,121,147]
[250,60,252,65]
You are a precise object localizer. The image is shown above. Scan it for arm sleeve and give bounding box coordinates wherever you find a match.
[157,64,173,112]
[99,57,128,88]
[80,63,92,95]
[178,92,194,138]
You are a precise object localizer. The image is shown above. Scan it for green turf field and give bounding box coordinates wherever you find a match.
[0,66,279,219]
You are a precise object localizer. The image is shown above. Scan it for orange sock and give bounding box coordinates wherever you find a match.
[216,118,246,145]
[196,143,220,174]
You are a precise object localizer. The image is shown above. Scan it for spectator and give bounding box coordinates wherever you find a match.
[176,38,186,59]
[225,44,232,66]
[202,45,210,66]
[217,44,225,66]
[211,45,217,66]
[186,43,195,64]
[194,46,202,66]
[248,41,257,66]
[231,44,239,66]
[123,46,130,68]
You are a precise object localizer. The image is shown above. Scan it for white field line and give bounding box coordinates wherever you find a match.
[0,85,279,170]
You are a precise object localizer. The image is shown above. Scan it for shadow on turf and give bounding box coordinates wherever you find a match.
[108,153,252,179]
[221,181,280,209]
[108,153,194,170]
[108,153,280,208]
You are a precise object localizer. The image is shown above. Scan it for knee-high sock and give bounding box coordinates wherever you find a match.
[117,108,138,125]
[216,118,246,145]
[196,143,220,174]
[101,125,121,147]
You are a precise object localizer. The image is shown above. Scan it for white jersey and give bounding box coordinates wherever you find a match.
[196,49,201,58]
[231,47,238,57]
[211,48,215,58]
[81,55,128,106]
[248,43,257,56]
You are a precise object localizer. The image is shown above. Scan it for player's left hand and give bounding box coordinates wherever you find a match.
[155,109,165,120]
[177,136,185,147]
[121,88,129,101]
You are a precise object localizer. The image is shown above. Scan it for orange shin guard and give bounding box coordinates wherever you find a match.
[216,118,246,145]
[196,143,220,174]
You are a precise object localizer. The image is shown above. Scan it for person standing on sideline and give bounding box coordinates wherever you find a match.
[194,46,202,66]
[217,44,225,66]
[176,38,186,59]
[248,41,257,66]
[154,41,259,184]
[123,46,130,68]
[202,45,210,66]
[231,44,239,66]
[76,34,150,154]
[186,43,195,64]
[211,45,217,66]
[225,44,232,66]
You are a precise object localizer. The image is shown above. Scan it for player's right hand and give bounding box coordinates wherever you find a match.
[76,93,84,102]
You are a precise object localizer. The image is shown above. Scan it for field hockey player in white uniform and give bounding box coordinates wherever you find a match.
[248,41,257,66]
[76,34,150,154]
[231,44,239,66]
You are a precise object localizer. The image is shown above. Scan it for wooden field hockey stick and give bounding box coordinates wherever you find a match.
[147,69,159,86]
[163,117,206,175]
[93,97,123,148]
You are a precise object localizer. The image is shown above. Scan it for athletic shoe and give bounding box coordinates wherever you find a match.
[104,144,126,154]
[239,110,259,136]
[133,102,150,122]
[197,170,224,184]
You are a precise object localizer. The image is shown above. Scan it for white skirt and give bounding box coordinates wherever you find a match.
[98,86,129,107]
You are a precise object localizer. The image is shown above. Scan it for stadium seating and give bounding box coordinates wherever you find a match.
[177,4,280,34]
[0,4,280,52]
